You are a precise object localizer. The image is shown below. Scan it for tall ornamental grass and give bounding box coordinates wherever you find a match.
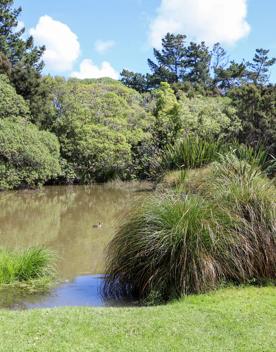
[104,155,276,303]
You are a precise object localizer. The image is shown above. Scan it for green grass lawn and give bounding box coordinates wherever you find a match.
[0,286,275,352]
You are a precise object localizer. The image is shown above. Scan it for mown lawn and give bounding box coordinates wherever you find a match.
[0,286,275,352]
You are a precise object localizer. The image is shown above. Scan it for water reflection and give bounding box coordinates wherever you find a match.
[0,275,135,309]
[0,184,149,308]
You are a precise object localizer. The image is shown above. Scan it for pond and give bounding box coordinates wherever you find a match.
[0,183,150,309]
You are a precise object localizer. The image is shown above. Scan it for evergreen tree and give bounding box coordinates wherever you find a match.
[0,0,45,103]
[147,33,187,84]
[184,41,211,85]
[120,69,149,93]
[0,51,11,75]
[246,48,276,85]
[214,61,247,92]
[0,0,44,68]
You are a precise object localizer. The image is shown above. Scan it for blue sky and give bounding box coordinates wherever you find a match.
[15,0,276,82]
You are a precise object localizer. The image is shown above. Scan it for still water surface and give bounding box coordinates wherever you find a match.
[0,184,149,308]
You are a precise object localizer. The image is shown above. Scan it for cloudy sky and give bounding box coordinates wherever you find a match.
[15,0,276,81]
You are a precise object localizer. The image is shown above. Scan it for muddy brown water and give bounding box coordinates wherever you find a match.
[0,183,150,308]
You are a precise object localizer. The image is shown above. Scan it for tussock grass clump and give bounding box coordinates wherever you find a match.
[104,195,230,301]
[105,154,276,303]
[0,247,56,289]
[229,143,276,176]
[205,155,276,281]
[162,136,222,171]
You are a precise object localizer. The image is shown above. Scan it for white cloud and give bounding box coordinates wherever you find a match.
[30,15,80,71]
[95,40,116,54]
[149,0,250,48]
[16,20,25,31]
[71,59,119,79]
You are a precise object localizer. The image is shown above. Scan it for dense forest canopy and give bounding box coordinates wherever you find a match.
[0,0,275,190]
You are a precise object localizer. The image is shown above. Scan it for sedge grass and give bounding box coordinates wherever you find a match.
[0,247,56,291]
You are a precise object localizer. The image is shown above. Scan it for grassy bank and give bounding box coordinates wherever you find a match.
[0,247,55,292]
[0,286,275,351]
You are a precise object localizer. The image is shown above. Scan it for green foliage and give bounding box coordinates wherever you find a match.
[0,74,30,119]
[229,143,276,176]
[0,0,47,122]
[120,69,149,93]
[148,33,187,84]
[0,52,11,75]
[162,136,223,170]
[153,82,181,147]
[46,78,154,182]
[121,32,276,95]
[204,155,276,281]
[229,84,276,155]
[0,247,55,285]
[105,156,276,303]
[0,1,44,69]
[0,118,61,190]
[246,48,276,85]
[178,94,241,139]
[184,41,211,85]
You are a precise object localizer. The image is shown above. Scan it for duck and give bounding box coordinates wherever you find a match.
[92,222,103,229]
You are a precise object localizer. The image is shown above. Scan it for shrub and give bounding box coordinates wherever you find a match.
[0,247,56,286]
[0,118,61,190]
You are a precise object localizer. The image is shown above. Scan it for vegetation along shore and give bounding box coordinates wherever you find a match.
[0,1,275,351]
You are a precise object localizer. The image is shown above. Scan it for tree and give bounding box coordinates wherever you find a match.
[148,33,187,84]
[246,48,276,85]
[0,0,47,119]
[0,51,11,75]
[229,84,276,154]
[184,41,211,86]
[0,118,61,190]
[0,74,30,119]
[214,61,247,92]
[152,82,181,148]
[120,69,149,93]
[0,74,60,190]
[46,78,155,182]
[0,1,44,69]
[178,93,241,140]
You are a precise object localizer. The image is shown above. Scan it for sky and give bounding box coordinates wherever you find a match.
[15,0,276,82]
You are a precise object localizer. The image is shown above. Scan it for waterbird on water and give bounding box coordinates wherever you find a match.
[92,222,103,229]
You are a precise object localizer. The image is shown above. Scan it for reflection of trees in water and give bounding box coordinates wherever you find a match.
[0,188,76,247]
[48,186,145,279]
[0,185,147,279]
